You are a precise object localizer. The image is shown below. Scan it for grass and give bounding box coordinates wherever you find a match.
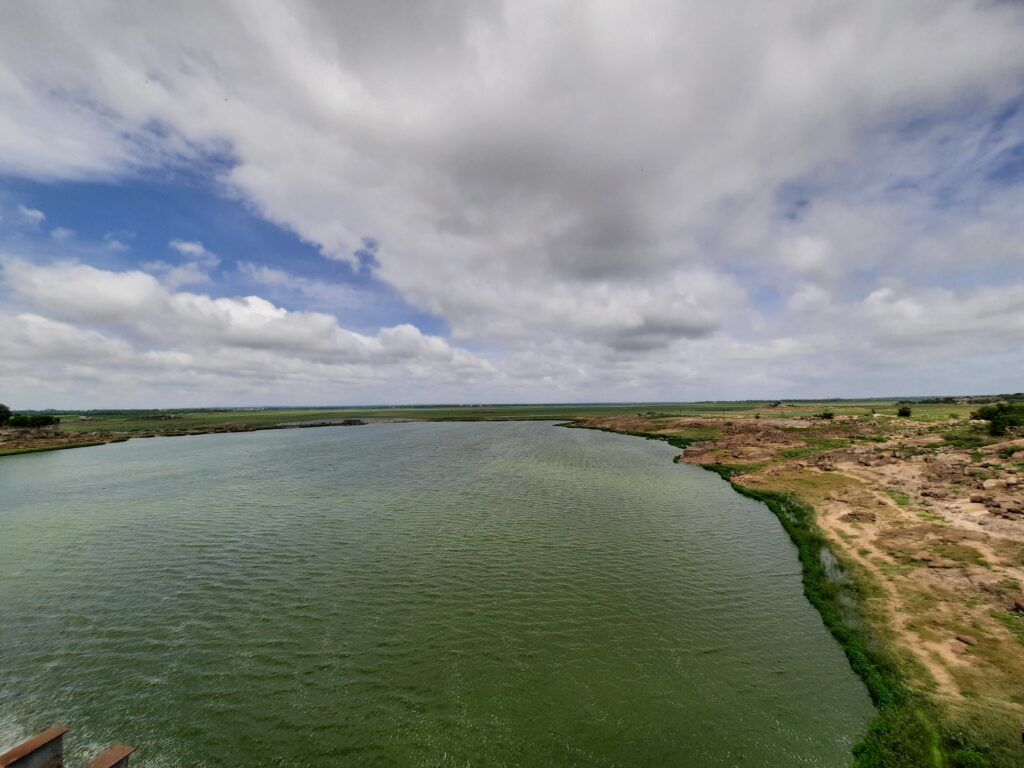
[701,463,761,480]
[52,402,767,435]
[37,398,995,439]
[933,543,988,568]
[0,438,127,456]
[567,423,719,453]
[943,428,996,449]
[897,542,988,568]
[991,611,1024,646]
[780,437,851,459]
[887,489,913,506]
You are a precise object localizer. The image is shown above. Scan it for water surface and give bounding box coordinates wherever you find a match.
[0,422,871,766]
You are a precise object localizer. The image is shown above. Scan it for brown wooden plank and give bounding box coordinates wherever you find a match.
[0,726,68,768]
[85,744,135,768]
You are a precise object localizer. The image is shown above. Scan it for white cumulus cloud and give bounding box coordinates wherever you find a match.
[1,2,1024,403]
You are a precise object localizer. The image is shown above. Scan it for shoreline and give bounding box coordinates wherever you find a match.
[0,414,598,457]
[0,419,374,457]
[575,414,1024,768]
[567,423,929,763]
[713,474,945,767]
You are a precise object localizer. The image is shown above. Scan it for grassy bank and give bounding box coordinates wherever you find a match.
[733,486,985,767]
[44,398,979,439]
[0,438,128,456]
[50,403,760,436]
[693,459,997,768]
[563,423,717,458]
[581,418,1008,766]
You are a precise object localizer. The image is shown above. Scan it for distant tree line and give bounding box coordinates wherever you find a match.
[0,404,60,429]
[917,393,1024,405]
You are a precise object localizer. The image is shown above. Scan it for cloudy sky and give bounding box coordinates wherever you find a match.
[2,1,1024,408]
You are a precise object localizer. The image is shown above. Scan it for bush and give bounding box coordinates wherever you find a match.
[817,411,835,420]
[7,414,60,428]
[897,406,912,418]
[0,403,10,426]
[971,403,1024,436]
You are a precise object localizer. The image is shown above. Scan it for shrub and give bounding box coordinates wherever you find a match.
[0,403,10,426]
[897,406,912,418]
[7,414,61,428]
[817,411,835,420]
[971,403,1024,436]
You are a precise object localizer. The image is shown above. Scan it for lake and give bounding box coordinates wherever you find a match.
[0,421,872,766]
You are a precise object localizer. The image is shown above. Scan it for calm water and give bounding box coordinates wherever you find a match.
[0,422,872,766]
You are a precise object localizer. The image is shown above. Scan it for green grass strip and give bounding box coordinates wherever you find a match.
[0,438,128,457]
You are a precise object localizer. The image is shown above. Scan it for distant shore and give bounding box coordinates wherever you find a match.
[0,417,372,457]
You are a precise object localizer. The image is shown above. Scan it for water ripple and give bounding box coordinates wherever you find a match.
[0,422,871,767]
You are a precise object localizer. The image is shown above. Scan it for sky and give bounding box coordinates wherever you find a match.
[2,1,1024,408]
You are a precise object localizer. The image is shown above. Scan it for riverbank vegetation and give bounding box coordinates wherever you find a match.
[735,486,988,767]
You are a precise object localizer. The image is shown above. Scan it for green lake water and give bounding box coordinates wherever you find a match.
[0,421,872,766]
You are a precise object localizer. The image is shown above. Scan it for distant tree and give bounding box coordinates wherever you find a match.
[972,403,1024,436]
[7,414,60,428]
[0,403,10,426]
[897,406,912,418]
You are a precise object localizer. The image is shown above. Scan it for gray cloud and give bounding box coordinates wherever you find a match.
[2,1,1024,404]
